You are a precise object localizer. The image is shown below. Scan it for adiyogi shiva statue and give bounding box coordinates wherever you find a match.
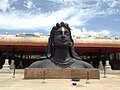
[29,22,93,68]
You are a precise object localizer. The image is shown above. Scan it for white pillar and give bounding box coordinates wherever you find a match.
[105,60,112,70]
[99,61,103,70]
[2,59,10,69]
[10,60,15,69]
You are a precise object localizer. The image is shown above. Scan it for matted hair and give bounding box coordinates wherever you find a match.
[46,22,81,60]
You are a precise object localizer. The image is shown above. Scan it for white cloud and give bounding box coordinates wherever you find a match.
[71,27,81,37]
[0,0,119,37]
[47,0,80,3]
[0,0,10,11]
[85,29,110,37]
[24,0,34,9]
[114,19,120,21]
[109,0,119,8]
[103,0,120,15]
[0,7,76,30]
[71,27,110,38]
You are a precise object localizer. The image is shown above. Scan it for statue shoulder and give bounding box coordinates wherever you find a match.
[73,59,93,68]
[81,61,93,68]
[29,59,50,68]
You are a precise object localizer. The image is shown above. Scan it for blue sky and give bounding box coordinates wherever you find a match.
[0,0,120,38]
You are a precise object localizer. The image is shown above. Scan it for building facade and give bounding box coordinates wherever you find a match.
[0,35,120,69]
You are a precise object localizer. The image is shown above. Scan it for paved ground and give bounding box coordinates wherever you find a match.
[0,69,120,90]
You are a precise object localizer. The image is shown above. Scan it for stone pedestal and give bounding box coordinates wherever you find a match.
[99,61,103,70]
[24,68,100,79]
[2,59,10,69]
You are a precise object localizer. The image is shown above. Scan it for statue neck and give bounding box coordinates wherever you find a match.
[52,47,71,62]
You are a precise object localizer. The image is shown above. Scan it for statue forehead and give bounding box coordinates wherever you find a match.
[56,26,69,32]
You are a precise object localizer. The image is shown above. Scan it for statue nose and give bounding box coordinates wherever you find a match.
[61,36,66,39]
[60,36,67,41]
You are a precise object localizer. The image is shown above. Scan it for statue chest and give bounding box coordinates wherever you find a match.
[42,59,85,68]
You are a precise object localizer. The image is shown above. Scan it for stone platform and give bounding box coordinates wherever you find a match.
[24,68,100,79]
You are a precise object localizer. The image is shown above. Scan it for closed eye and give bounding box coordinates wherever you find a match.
[56,31,62,35]
[64,31,70,36]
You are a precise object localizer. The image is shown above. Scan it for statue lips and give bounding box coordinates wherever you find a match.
[60,38,67,42]
[59,36,68,42]
[59,37,68,44]
[59,38,70,46]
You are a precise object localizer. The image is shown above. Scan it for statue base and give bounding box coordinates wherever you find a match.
[24,68,100,79]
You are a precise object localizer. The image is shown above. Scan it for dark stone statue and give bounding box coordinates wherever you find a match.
[29,22,93,68]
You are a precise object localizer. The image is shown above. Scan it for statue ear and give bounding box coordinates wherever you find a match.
[46,37,52,58]
[70,37,74,46]
[70,41,73,46]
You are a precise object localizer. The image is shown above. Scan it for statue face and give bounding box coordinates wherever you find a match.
[54,26,71,47]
